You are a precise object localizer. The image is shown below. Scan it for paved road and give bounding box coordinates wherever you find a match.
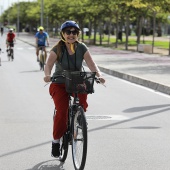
[15,32,170,96]
[1,32,170,170]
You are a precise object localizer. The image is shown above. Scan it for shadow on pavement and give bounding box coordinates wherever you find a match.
[0,141,51,158]
[27,160,65,170]
[19,70,42,73]
[123,104,170,113]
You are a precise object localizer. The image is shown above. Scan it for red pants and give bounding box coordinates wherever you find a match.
[49,83,88,140]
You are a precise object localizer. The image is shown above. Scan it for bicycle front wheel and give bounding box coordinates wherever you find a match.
[11,49,14,60]
[72,106,87,170]
[39,54,45,71]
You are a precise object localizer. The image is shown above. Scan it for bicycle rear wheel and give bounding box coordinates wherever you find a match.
[72,106,87,170]
[59,133,69,162]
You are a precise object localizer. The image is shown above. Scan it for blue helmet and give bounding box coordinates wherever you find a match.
[60,21,80,31]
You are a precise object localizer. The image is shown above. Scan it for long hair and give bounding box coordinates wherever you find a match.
[51,40,65,62]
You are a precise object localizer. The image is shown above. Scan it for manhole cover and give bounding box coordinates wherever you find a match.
[86,115,128,120]
[87,116,111,120]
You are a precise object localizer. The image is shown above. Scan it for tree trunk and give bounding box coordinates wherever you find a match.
[137,16,142,51]
[93,18,97,45]
[125,14,130,50]
[107,17,111,45]
[99,21,103,45]
[115,13,119,48]
[152,11,156,53]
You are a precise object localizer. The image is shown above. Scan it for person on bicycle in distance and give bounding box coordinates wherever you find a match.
[1,26,4,36]
[6,28,15,52]
[43,20,105,157]
[35,26,49,62]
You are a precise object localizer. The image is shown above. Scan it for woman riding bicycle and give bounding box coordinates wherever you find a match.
[43,20,105,157]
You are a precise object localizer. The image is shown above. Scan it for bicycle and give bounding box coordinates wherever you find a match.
[39,46,46,71]
[51,71,97,170]
[7,42,14,61]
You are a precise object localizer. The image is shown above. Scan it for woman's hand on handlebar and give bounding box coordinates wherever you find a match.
[95,76,106,86]
[44,75,51,82]
[99,77,105,84]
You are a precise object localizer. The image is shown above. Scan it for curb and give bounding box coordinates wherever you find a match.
[17,38,36,47]
[97,66,170,95]
[17,37,51,52]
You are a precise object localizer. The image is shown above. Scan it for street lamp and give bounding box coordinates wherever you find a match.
[0,5,3,16]
[46,16,48,32]
[168,16,170,56]
[17,0,20,36]
[169,35,170,56]
[40,0,43,26]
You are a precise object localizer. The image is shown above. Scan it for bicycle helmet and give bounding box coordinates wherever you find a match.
[60,21,80,31]
[9,28,13,32]
[38,26,44,31]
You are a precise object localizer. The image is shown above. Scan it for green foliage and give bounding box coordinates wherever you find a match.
[0,0,169,52]
[1,0,170,29]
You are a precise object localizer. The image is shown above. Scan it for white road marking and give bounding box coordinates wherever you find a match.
[16,47,35,50]
[107,74,170,99]
[28,47,35,50]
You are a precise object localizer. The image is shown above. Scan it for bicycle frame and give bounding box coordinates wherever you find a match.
[67,93,80,142]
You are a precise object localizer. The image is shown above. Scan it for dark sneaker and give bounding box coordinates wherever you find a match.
[51,142,60,157]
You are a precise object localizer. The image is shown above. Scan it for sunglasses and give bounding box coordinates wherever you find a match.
[65,30,78,35]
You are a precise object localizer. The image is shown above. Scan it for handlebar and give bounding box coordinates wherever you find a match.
[50,75,65,82]
[51,74,105,86]
[51,74,100,82]
[45,72,106,87]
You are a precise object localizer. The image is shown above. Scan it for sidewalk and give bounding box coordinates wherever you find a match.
[17,32,170,95]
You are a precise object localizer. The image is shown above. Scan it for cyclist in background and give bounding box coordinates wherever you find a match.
[6,28,15,52]
[1,26,4,36]
[35,26,49,62]
[43,20,105,158]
